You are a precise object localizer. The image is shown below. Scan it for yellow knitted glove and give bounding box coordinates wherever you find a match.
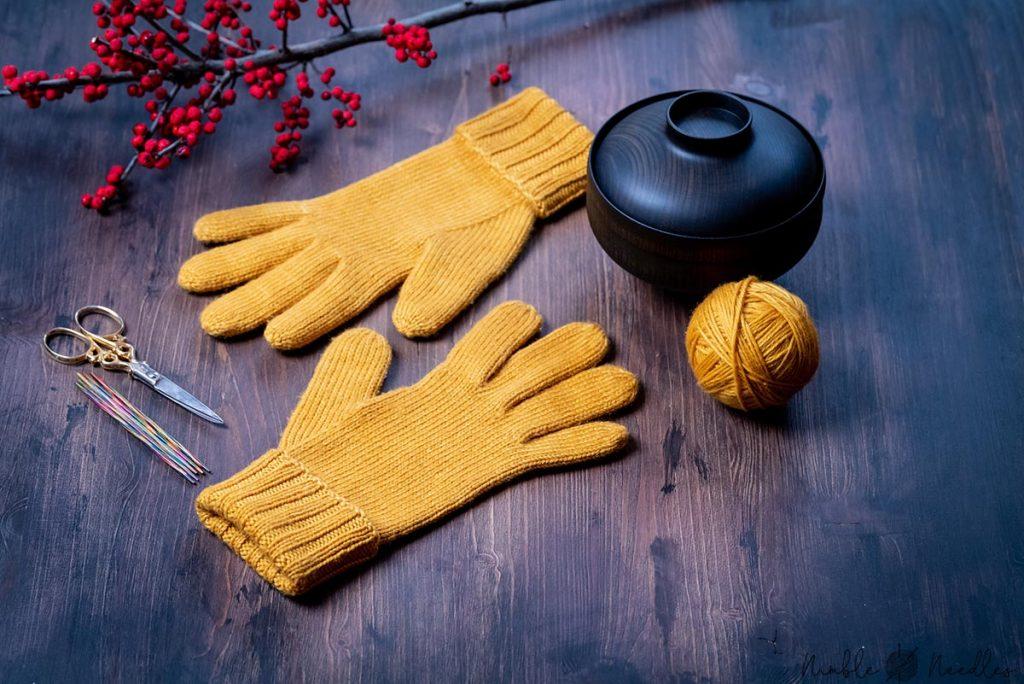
[178,88,593,349]
[196,301,639,595]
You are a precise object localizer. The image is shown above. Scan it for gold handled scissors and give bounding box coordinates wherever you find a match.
[43,305,224,425]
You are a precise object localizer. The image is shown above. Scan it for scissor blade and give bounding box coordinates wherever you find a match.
[129,361,224,425]
[152,376,225,424]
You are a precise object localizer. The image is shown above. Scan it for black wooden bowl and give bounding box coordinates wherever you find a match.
[587,90,826,297]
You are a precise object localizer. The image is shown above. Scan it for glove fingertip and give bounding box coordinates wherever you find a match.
[494,299,540,321]
[392,307,445,339]
[578,421,630,451]
[200,301,245,339]
[604,422,631,451]
[193,211,232,242]
[485,300,543,342]
[264,320,312,351]
[519,421,631,468]
[177,259,207,292]
[564,321,611,359]
[607,365,641,406]
[328,328,393,365]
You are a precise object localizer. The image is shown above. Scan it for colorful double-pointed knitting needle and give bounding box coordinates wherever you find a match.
[78,374,199,482]
[77,377,197,482]
[88,373,209,476]
[77,374,198,483]
[75,372,208,483]
[86,372,208,478]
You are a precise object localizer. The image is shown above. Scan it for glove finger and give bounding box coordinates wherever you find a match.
[194,200,308,243]
[279,328,393,449]
[178,222,314,293]
[488,322,609,407]
[392,204,534,338]
[264,259,407,350]
[515,421,629,468]
[508,365,639,440]
[444,300,542,384]
[199,245,337,338]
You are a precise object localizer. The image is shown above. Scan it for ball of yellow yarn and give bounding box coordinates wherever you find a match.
[685,277,819,411]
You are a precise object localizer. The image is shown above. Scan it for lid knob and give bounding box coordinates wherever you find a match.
[666,90,752,152]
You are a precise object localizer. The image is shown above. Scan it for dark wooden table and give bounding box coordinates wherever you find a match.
[2,1,1023,681]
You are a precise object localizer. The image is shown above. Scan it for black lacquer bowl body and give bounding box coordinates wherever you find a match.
[586,90,826,296]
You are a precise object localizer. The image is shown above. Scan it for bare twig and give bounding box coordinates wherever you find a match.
[341,3,353,32]
[1,0,559,98]
[168,10,250,53]
[137,13,204,61]
[323,2,353,33]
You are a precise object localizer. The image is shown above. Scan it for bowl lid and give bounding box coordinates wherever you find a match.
[588,90,824,239]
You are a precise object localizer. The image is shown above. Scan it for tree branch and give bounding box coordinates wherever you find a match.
[1,0,559,98]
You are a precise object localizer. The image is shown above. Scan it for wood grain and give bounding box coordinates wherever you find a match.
[1,0,1023,681]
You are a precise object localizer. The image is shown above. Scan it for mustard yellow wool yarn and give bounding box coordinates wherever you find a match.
[685,277,819,410]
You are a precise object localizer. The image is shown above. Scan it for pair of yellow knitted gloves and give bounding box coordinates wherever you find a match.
[182,89,639,595]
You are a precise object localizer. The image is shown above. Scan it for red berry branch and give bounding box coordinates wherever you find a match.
[1,0,550,211]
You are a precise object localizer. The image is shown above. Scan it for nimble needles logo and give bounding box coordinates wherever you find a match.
[760,637,1021,680]
[884,645,918,681]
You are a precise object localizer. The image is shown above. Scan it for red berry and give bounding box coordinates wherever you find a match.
[488,62,513,86]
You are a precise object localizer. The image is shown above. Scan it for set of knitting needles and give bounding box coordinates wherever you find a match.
[76,373,211,483]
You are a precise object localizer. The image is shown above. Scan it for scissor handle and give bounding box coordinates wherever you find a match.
[42,306,136,372]
[75,305,126,339]
[43,327,93,365]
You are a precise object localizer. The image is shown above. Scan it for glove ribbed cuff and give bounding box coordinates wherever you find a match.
[456,87,593,218]
[195,449,379,596]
